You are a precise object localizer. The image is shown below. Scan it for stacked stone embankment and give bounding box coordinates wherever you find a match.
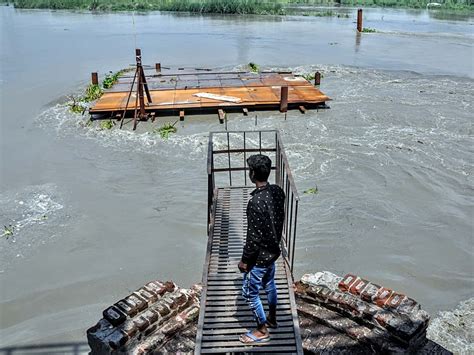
[87,281,201,354]
[87,274,451,354]
[295,271,447,353]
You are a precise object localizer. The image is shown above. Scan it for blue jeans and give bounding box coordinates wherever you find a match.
[241,262,277,326]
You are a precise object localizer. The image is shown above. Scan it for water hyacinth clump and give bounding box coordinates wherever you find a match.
[362,27,377,32]
[102,70,127,89]
[304,187,318,194]
[248,62,260,73]
[153,122,177,139]
[100,119,115,130]
[84,84,104,101]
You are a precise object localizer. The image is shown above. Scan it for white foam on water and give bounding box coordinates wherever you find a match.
[35,103,210,159]
[0,184,67,271]
[427,297,474,354]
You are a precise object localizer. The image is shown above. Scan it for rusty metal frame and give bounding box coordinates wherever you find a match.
[207,130,299,275]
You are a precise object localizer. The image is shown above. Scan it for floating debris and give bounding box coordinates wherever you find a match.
[2,225,14,239]
[304,187,318,194]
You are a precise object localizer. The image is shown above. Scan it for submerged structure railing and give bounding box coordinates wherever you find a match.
[207,130,299,274]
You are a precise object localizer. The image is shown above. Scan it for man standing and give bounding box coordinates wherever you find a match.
[238,154,285,344]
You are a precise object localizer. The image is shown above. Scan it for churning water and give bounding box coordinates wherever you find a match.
[0,5,472,352]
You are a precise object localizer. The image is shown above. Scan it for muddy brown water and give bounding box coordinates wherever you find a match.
[0,5,473,351]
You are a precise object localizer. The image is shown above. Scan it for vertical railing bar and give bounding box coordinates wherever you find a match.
[281,163,288,245]
[227,131,232,186]
[244,132,247,186]
[207,132,214,233]
[285,177,290,250]
[291,199,298,274]
[288,192,294,267]
[287,191,293,265]
[281,153,284,189]
[259,131,262,155]
[275,132,279,185]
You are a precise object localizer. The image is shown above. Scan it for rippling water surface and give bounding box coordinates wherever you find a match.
[0,5,472,351]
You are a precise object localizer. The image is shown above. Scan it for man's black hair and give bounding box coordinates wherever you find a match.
[247,154,272,182]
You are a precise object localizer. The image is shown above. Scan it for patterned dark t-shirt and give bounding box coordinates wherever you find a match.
[241,183,285,267]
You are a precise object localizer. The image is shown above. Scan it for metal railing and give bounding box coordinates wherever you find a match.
[207,130,299,274]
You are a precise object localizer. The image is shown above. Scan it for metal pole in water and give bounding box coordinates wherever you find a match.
[357,9,363,32]
[91,72,98,85]
[280,86,288,113]
[315,72,321,86]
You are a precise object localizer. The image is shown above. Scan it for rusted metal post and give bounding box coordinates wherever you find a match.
[91,72,98,85]
[280,86,288,113]
[155,63,161,72]
[136,49,146,118]
[315,72,321,86]
[357,9,363,32]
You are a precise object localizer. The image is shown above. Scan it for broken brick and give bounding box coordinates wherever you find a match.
[338,274,358,292]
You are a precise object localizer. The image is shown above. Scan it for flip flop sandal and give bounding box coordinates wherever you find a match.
[239,331,270,345]
[266,319,278,329]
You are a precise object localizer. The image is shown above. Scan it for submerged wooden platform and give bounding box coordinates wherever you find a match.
[89,67,330,119]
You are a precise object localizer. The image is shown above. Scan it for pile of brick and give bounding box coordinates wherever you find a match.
[295,271,431,353]
[87,280,201,354]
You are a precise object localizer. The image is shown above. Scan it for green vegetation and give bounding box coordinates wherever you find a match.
[67,70,125,114]
[153,122,177,139]
[301,10,349,17]
[302,73,315,81]
[84,83,103,101]
[304,187,318,194]
[248,62,260,73]
[100,119,115,129]
[102,69,127,89]
[7,0,472,12]
[11,0,285,14]
[2,225,14,239]
[68,96,87,114]
[361,27,376,32]
[287,0,471,11]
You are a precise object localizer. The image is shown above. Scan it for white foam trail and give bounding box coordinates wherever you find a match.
[0,184,66,271]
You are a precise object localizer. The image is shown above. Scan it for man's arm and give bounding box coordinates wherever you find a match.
[240,202,264,270]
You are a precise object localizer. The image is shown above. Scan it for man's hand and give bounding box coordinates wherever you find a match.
[238,260,248,273]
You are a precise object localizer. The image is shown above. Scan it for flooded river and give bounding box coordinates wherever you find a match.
[0,4,473,352]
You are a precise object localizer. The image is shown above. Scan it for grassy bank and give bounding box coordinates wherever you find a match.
[5,0,285,14]
[2,0,472,13]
